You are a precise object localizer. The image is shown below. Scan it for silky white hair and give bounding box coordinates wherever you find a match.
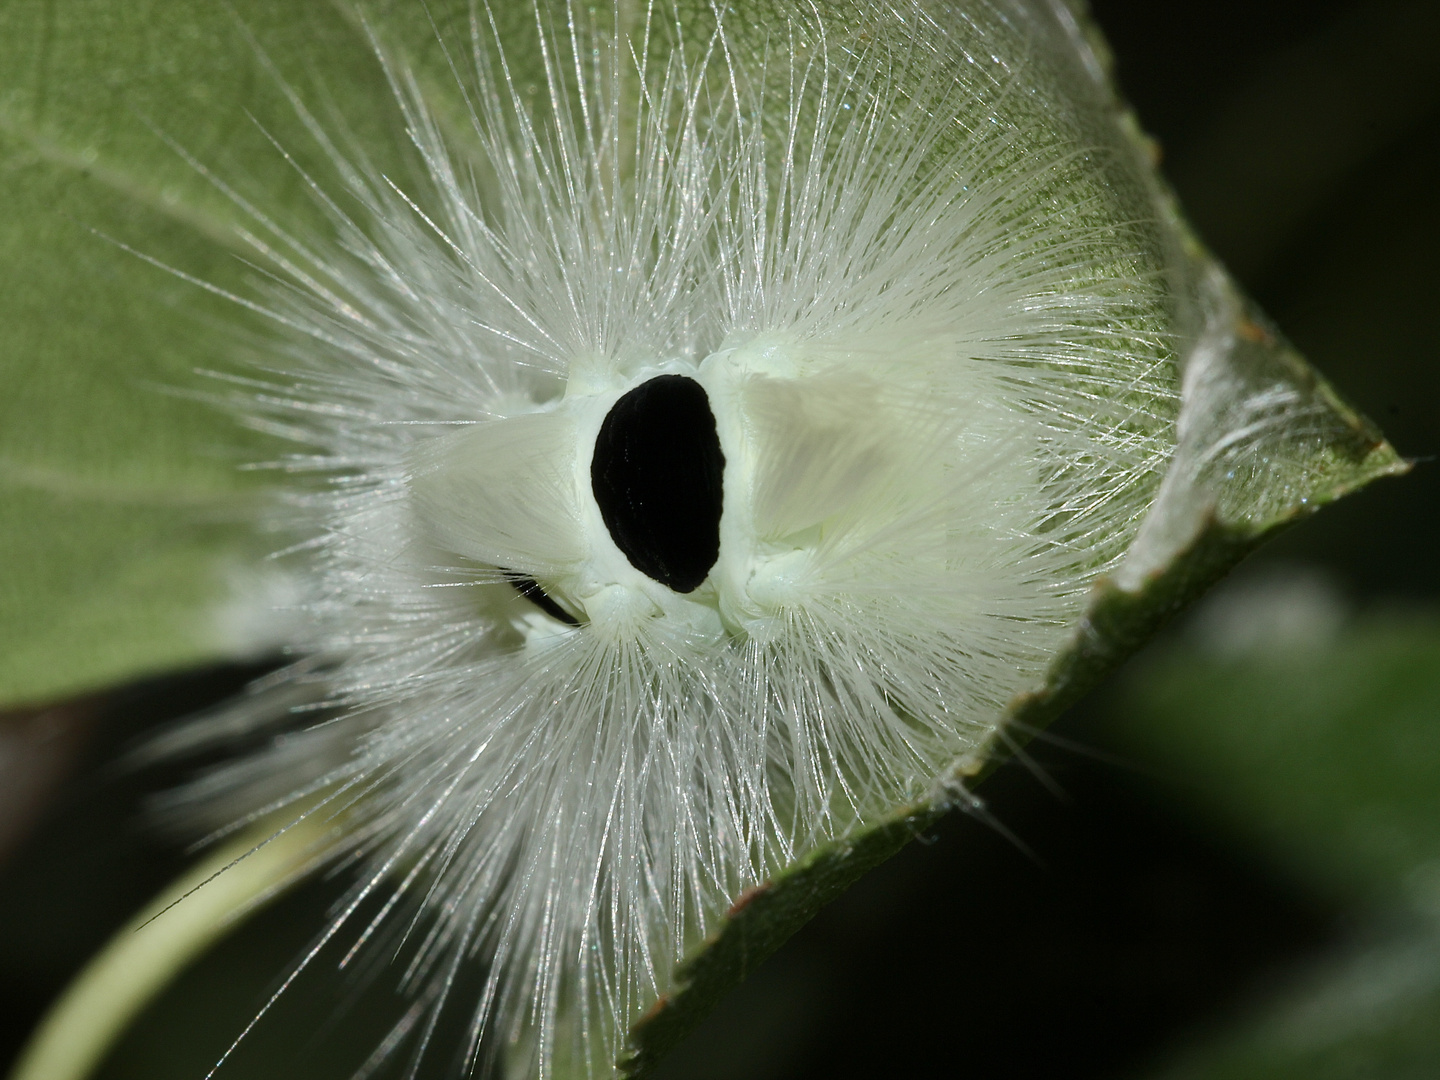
[152,1,1181,1076]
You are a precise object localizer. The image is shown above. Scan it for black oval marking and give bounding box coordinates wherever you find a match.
[590,375,724,593]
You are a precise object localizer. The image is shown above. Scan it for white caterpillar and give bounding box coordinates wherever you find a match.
[156,1,1182,1075]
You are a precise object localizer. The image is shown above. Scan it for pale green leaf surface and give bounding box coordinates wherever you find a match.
[0,485,254,705]
[0,0,491,704]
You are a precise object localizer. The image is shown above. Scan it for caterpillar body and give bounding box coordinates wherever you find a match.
[155,1,1184,1076]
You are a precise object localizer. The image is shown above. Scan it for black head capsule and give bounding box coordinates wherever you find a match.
[590,375,724,593]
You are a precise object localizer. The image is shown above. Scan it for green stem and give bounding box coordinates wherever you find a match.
[7,817,328,1080]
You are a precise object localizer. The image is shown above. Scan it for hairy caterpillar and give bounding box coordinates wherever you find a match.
[127,1,1189,1076]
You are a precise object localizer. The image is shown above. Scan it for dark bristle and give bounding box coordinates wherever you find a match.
[505,573,580,626]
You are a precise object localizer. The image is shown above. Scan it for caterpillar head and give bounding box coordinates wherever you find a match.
[409,331,1027,649]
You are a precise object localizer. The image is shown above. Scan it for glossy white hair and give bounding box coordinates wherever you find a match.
[153,1,1180,1076]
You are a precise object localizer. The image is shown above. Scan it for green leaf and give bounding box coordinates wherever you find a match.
[623,500,1403,1079]
[0,0,502,704]
[620,9,1407,1075]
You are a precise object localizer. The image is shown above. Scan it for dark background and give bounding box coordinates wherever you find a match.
[1,1,1436,1077]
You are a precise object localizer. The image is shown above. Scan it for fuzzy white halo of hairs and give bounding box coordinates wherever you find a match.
[147,0,1185,1076]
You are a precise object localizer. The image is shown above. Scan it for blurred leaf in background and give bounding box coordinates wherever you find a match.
[1105,576,1440,1080]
